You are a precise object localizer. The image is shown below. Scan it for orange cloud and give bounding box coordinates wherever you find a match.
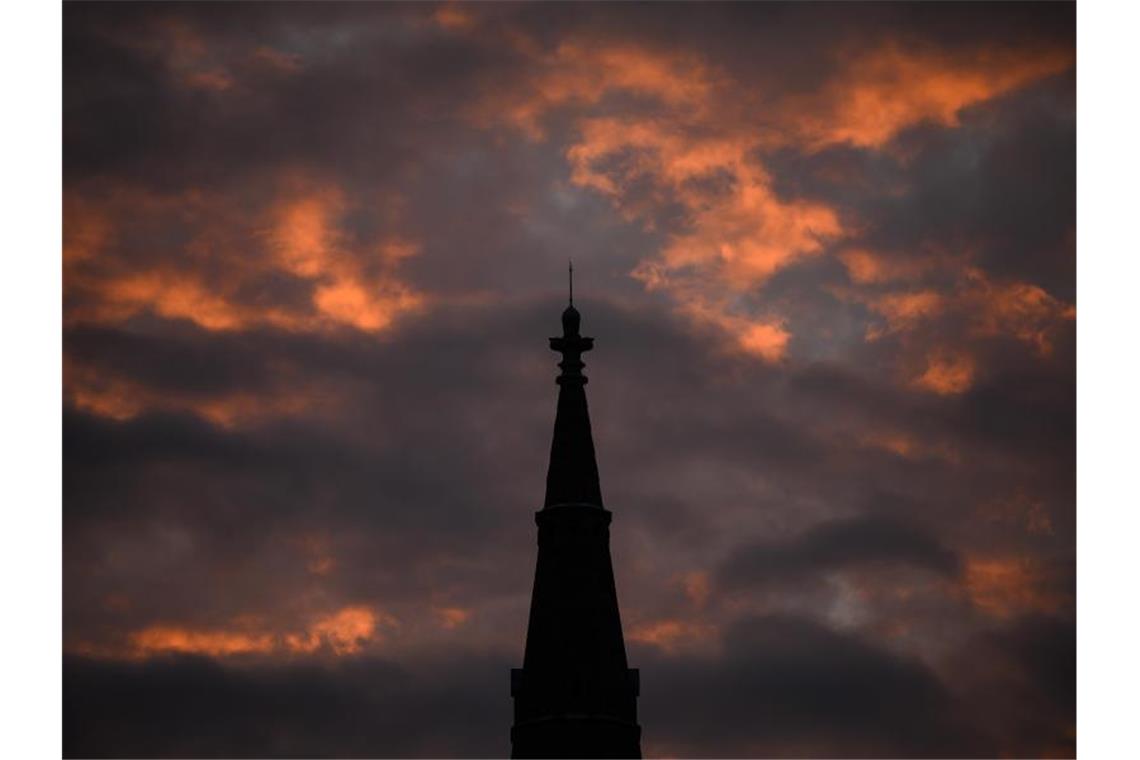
[480,34,1070,361]
[477,42,713,140]
[565,115,837,359]
[251,46,303,73]
[735,322,791,361]
[865,290,945,338]
[784,43,1074,151]
[283,606,399,655]
[979,491,1055,536]
[434,606,473,630]
[964,269,1074,355]
[838,248,929,285]
[628,618,717,655]
[861,430,918,458]
[432,4,475,32]
[964,557,1066,619]
[859,429,959,463]
[121,18,240,93]
[839,248,891,284]
[263,183,426,331]
[571,117,843,290]
[184,68,234,92]
[99,271,249,331]
[313,278,423,332]
[470,41,833,358]
[136,19,305,90]
[834,257,1073,364]
[130,626,276,657]
[64,178,425,339]
[64,359,141,422]
[829,254,1073,393]
[680,571,711,609]
[269,190,344,278]
[63,195,113,264]
[64,189,271,331]
[672,297,791,360]
[112,605,395,660]
[305,605,386,655]
[913,349,976,395]
[65,356,324,429]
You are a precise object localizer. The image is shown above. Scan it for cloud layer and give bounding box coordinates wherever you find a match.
[63,2,1074,757]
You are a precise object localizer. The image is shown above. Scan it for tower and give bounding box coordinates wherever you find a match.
[511,271,641,759]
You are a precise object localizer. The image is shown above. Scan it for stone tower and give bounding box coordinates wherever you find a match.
[510,287,641,759]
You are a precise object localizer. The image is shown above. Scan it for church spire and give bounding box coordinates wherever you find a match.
[511,290,641,759]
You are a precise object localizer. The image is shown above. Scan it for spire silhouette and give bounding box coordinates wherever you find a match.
[511,293,641,759]
[545,281,601,509]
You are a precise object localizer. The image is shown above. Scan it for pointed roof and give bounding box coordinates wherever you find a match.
[544,297,603,509]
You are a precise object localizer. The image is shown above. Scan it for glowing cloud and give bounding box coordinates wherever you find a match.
[481,34,1072,363]
[627,618,717,655]
[129,626,276,657]
[784,43,1074,151]
[434,607,473,630]
[64,176,424,338]
[964,557,1066,619]
[964,269,1075,355]
[913,350,977,395]
[432,4,475,32]
[306,605,386,655]
[112,606,396,660]
[64,357,324,429]
[566,115,837,360]
[865,290,945,339]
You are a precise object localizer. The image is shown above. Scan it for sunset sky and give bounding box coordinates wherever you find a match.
[62,2,1075,756]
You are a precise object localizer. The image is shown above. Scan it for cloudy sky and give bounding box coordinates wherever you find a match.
[62,2,1074,757]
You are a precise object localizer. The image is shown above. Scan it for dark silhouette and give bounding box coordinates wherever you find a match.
[511,269,641,759]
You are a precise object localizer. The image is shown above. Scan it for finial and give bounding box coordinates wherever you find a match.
[552,261,591,380]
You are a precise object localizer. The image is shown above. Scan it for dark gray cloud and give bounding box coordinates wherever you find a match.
[637,615,966,758]
[63,652,513,758]
[64,2,511,189]
[718,515,961,590]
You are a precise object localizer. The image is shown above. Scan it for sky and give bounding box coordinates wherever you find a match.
[62,2,1075,757]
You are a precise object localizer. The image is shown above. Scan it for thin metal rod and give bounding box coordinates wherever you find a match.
[569,260,574,306]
